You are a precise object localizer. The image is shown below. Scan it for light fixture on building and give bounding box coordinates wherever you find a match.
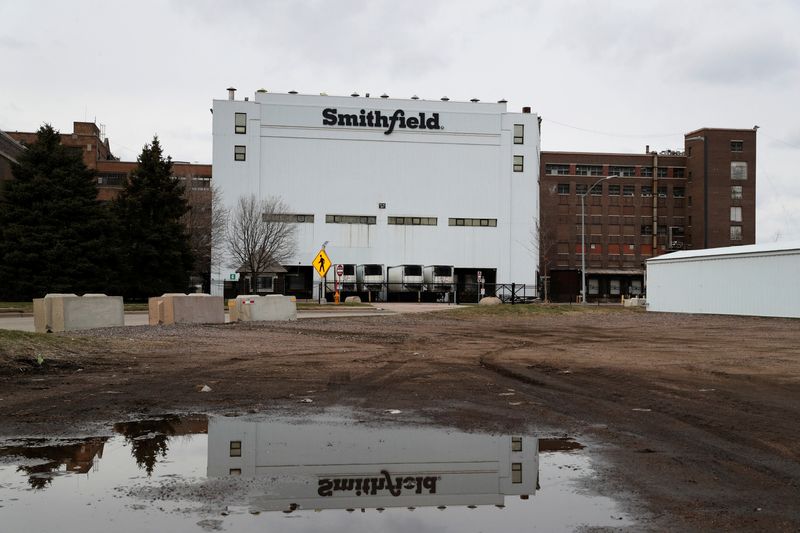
[441,96,450,101]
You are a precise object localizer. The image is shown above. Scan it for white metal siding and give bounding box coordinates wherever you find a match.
[647,247,800,318]
[211,92,540,290]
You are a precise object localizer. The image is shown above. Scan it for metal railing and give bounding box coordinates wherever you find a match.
[314,282,538,304]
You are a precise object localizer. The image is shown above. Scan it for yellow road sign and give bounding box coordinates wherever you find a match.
[312,248,332,278]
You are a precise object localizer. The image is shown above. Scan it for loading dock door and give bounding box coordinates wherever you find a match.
[455,268,497,303]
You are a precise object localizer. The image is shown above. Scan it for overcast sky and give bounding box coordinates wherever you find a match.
[2,0,799,242]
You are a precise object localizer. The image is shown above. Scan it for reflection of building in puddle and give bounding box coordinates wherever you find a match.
[207,417,538,513]
[0,438,108,489]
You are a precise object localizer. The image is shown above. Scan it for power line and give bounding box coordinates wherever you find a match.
[542,118,682,139]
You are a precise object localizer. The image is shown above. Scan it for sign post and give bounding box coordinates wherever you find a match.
[334,264,344,305]
[312,247,332,304]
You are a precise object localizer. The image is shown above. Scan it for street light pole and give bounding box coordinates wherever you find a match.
[580,174,620,304]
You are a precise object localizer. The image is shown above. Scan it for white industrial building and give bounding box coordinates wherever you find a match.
[646,241,800,318]
[211,88,540,300]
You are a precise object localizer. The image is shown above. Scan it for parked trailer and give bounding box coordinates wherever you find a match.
[356,264,384,292]
[387,265,424,293]
[325,264,357,292]
[423,265,454,292]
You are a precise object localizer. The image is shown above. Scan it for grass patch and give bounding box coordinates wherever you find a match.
[0,301,33,313]
[449,303,643,317]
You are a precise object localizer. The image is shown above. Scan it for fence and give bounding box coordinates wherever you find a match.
[317,281,538,305]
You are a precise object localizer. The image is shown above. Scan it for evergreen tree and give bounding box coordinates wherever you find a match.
[111,136,193,299]
[0,125,111,300]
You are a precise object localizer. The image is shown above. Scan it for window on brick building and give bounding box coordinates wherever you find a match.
[609,166,635,176]
[608,184,620,196]
[623,185,635,196]
[641,186,652,197]
[641,225,653,235]
[576,165,603,176]
[730,226,742,240]
[673,168,685,178]
[656,167,668,178]
[546,164,569,175]
[640,167,653,177]
[576,184,588,195]
[730,206,742,222]
[731,186,742,200]
[657,186,668,198]
[557,183,570,195]
[731,162,747,180]
[731,140,743,152]
[673,187,685,198]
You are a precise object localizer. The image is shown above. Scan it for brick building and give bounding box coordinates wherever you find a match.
[539,127,757,302]
[0,129,26,185]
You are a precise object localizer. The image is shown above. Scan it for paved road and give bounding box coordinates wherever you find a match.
[0,303,464,332]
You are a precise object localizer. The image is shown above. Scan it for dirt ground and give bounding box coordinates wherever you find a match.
[1,305,799,532]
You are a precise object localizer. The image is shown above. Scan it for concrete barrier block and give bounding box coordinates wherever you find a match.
[230,294,297,322]
[33,294,122,332]
[148,293,225,325]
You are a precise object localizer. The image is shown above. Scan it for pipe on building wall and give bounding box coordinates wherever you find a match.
[652,153,658,255]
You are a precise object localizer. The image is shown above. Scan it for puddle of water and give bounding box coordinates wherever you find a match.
[0,413,633,532]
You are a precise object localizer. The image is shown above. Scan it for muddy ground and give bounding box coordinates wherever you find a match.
[1,305,798,532]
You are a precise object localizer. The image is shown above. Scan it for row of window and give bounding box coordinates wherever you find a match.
[266,214,499,227]
[546,164,685,178]
[557,183,685,197]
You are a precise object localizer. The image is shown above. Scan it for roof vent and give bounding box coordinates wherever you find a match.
[411,95,419,100]
[522,106,531,114]
[351,92,359,97]
[441,96,449,101]
[227,87,236,101]
[497,98,507,103]
[288,90,298,94]
[256,88,267,93]
[380,93,389,98]
[470,98,479,103]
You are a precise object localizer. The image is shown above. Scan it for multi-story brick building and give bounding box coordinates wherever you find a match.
[540,127,757,302]
[0,130,26,185]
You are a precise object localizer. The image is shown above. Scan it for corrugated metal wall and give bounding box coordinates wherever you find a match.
[647,250,800,318]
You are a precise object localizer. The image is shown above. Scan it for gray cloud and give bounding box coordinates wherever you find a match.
[682,38,799,85]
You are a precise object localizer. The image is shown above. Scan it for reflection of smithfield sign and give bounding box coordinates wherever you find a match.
[322,108,442,135]
[318,470,439,497]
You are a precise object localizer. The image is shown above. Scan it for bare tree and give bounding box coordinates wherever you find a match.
[527,213,556,302]
[226,194,297,291]
[182,181,228,290]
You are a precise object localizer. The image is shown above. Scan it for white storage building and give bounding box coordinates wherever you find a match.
[646,242,800,318]
[211,88,540,300]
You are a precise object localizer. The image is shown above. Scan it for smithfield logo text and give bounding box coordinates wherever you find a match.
[322,108,442,135]
[317,470,439,497]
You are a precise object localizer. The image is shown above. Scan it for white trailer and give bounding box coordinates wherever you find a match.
[325,264,357,293]
[356,264,384,292]
[387,265,424,293]
[423,265,454,293]
[646,241,800,318]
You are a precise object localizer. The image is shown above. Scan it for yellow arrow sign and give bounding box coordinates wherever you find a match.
[312,248,332,278]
